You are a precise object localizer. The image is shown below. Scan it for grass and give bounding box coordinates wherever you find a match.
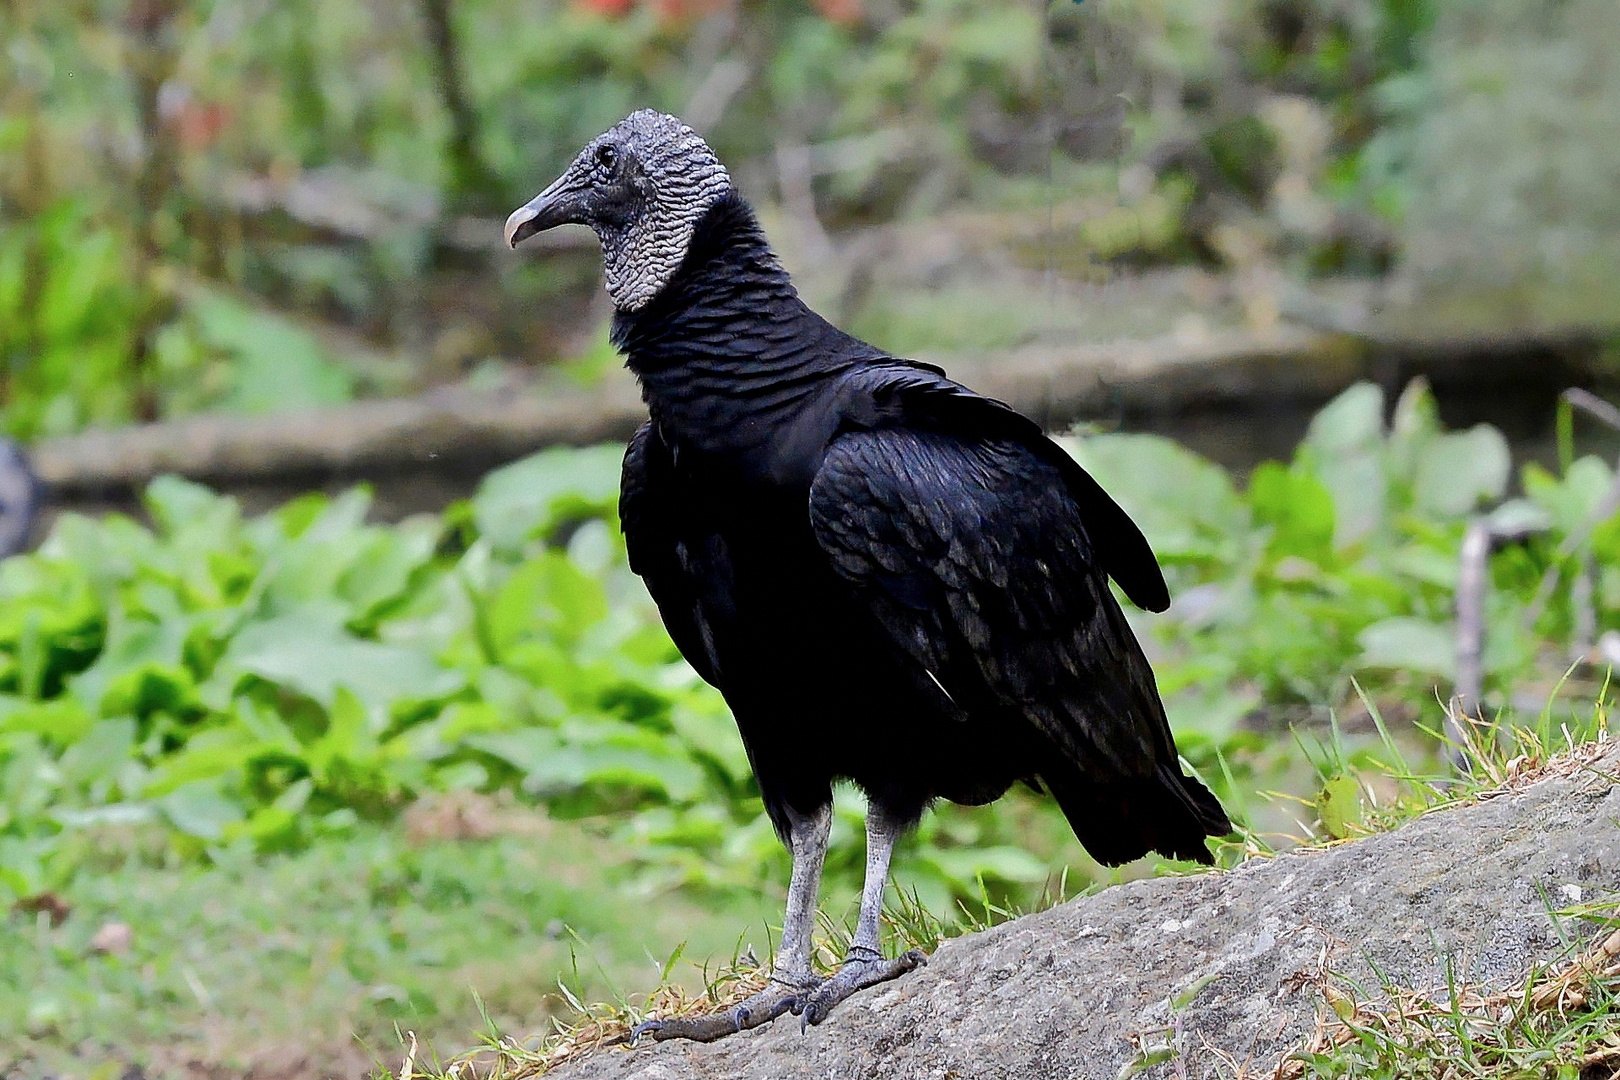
[415,691,1614,1080]
[7,688,1611,1080]
[387,861,1097,1080]
[1269,923,1620,1079]
[1232,692,1620,1080]
[1,796,774,1080]
[1241,679,1614,856]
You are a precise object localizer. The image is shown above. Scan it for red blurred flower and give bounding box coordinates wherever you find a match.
[811,0,861,25]
[574,0,635,17]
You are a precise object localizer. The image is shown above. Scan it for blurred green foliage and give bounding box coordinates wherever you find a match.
[0,0,1452,438]
[0,382,1612,927]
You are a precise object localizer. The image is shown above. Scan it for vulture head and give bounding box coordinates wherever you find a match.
[504,110,732,311]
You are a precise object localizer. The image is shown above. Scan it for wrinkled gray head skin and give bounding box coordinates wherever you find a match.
[504,110,733,311]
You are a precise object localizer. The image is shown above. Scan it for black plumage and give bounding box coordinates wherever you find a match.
[506,110,1230,1039]
[615,190,1225,863]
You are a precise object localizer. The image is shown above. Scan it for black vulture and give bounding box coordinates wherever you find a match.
[505,111,1230,1041]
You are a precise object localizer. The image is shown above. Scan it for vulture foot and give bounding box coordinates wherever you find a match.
[630,975,817,1044]
[799,947,927,1029]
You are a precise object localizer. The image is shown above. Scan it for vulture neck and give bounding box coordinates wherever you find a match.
[612,191,883,461]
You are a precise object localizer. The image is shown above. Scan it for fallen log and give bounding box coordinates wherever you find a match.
[29,321,1603,504]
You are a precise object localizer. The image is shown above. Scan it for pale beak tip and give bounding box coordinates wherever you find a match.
[503,206,537,249]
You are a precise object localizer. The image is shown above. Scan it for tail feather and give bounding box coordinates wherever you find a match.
[1047,764,1231,867]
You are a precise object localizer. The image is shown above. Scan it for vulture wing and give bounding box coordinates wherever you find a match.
[807,366,1227,864]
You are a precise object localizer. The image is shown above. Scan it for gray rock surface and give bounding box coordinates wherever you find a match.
[553,746,1620,1079]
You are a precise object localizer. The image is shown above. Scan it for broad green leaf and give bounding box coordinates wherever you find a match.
[188,288,355,415]
[0,697,92,748]
[213,605,464,729]
[1485,498,1553,536]
[464,728,564,775]
[1301,383,1389,547]
[1249,462,1335,564]
[1356,616,1454,680]
[69,611,195,718]
[1316,773,1363,840]
[669,698,751,785]
[521,743,705,803]
[473,444,625,552]
[306,687,379,781]
[1305,383,1384,457]
[1386,378,1441,488]
[1064,434,1246,563]
[158,779,245,841]
[922,845,1047,885]
[1524,456,1616,536]
[55,717,137,794]
[488,552,610,654]
[144,726,259,796]
[1413,426,1510,518]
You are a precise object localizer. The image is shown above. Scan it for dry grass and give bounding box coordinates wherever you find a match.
[1268,926,1620,1079]
[395,711,1615,1080]
[392,957,774,1080]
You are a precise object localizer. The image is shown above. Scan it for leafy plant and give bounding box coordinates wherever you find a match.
[2,383,1615,922]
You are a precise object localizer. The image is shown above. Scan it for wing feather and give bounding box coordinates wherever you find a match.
[808,427,1170,779]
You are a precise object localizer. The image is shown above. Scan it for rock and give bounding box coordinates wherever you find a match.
[548,744,1620,1079]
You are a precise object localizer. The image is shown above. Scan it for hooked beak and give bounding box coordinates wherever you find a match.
[504,174,588,248]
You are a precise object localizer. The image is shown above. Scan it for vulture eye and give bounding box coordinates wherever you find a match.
[596,145,618,172]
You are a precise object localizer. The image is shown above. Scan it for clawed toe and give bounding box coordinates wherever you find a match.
[629,977,814,1045]
[799,948,928,1030]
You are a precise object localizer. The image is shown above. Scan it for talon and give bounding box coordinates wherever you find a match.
[629,1019,664,1044]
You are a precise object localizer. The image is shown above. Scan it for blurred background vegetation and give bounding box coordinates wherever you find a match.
[4,0,1620,1077]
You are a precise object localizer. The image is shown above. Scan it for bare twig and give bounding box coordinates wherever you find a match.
[1449,520,1492,768]
[1573,551,1598,659]
[1451,515,1551,774]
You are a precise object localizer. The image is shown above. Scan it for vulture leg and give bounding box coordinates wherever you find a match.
[631,804,830,1043]
[799,809,927,1028]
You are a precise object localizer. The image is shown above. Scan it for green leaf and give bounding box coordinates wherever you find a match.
[1524,456,1616,536]
[1412,425,1510,518]
[1357,616,1454,680]
[1301,383,1388,547]
[213,605,464,729]
[187,288,355,415]
[487,552,610,654]
[464,728,564,774]
[1249,462,1336,563]
[158,779,245,841]
[1316,773,1363,840]
[1305,383,1384,457]
[306,687,379,781]
[473,445,625,552]
[0,698,93,748]
[144,726,258,796]
[922,845,1047,886]
[1063,434,1246,563]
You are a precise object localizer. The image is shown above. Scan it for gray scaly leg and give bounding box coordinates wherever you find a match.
[798,809,927,1028]
[632,804,831,1043]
